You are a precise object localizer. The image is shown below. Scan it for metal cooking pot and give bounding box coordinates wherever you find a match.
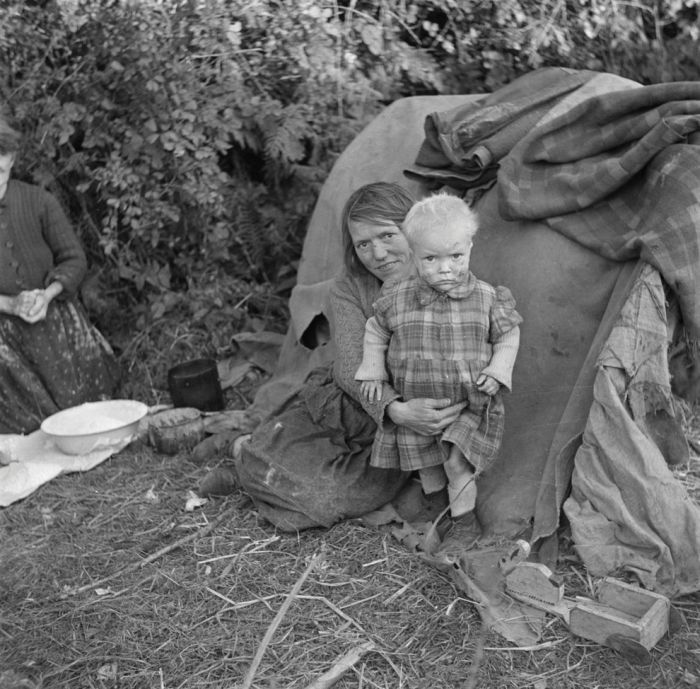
[167,358,225,412]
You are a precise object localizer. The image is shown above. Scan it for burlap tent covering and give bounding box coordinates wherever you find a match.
[239,68,700,602]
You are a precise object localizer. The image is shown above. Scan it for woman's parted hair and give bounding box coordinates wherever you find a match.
[341,182,414,276]
[0,116,21,156]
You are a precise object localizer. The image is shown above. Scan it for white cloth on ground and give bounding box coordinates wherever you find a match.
[0,430,134,507]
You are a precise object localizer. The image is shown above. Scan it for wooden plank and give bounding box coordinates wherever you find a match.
[570,601,642,646]
[596,578,668,618]
[504,562,564,606]
[595,578,670,649]
[637,598,671,649]
[570,583,670,650]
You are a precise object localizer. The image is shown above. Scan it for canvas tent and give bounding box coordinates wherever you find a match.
[241,68,700,604]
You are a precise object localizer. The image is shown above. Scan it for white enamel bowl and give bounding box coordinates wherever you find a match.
[40,400,149,455]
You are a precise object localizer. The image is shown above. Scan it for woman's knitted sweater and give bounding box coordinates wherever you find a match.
[0,180,86,297]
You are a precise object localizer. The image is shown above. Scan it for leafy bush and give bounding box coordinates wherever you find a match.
[1,0,698,368]
[4,2,343,320]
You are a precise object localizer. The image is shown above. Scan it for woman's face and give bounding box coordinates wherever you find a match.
[348,219,411,282]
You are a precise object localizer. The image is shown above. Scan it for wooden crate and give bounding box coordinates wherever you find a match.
[569,577,670,650]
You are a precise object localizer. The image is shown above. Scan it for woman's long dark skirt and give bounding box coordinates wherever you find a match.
[0,299,120,434]
[236,366,409,531]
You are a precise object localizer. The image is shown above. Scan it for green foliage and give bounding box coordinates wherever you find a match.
[1,0,698,352]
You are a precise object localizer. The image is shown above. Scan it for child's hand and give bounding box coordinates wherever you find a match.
[360,380,383,402]
[476,374,499,396]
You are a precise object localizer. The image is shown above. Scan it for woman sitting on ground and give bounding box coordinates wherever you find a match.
[232,182,465,530]
[0,115,120,434]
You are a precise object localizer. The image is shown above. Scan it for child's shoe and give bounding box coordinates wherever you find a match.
[436,510,482,558]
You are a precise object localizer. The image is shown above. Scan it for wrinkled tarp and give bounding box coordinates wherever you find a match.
[242,69,699,582]
[395,69,700,545]
[498,81,700,341]
[565,265,700,597]
[244,71,632,534]
[234,69,700,644]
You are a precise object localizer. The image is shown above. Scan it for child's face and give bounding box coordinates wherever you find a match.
[410,219,472,292]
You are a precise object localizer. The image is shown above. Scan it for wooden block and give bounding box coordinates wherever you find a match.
[505,563,564,604]
[569,578,670,650]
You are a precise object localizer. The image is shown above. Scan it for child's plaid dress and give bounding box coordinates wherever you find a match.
[366,272,522,473]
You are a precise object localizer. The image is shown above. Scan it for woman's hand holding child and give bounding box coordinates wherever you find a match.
[360,379,383,402]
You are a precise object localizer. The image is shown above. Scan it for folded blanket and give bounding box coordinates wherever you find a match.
[405,67,597,189]
[498,80,700,342]
[408,68,700,351]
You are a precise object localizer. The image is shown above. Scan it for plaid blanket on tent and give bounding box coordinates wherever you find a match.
[409,73,700,342]
[404,67,597,192]
[498,81,700,341]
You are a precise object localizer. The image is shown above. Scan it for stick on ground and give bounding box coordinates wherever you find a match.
[240,550,324,689]
[67,506,237,596]
[302,641,376,689]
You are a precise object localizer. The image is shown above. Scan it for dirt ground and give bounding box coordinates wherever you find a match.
[2,407,700,689]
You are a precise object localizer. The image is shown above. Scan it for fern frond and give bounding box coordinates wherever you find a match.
[263,105,307,164]
[235,202,265,272]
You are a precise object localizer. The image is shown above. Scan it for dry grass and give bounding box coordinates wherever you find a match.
[2,433,700,689]
[3,318,700,688]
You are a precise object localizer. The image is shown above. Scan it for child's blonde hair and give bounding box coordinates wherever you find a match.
[402,192,478,245]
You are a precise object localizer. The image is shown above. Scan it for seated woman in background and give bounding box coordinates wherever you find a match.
[0,115,120,434]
